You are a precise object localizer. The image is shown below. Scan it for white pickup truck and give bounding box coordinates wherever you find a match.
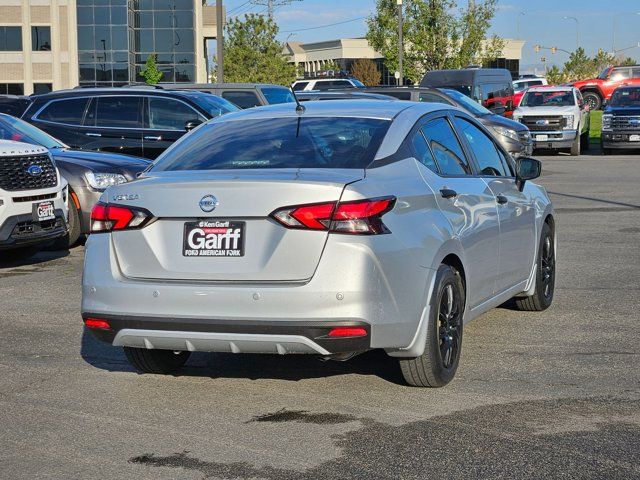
[513,86,591,156]
[0,140,68,261]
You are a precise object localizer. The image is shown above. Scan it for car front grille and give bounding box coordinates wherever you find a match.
[11,217,63,238]
[0,154,57,192]
[519,116,567,131]
[610,115,640,131]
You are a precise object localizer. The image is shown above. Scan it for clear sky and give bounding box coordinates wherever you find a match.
[220,0,640,71]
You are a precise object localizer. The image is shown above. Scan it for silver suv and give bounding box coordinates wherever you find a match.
[81,101,555,387]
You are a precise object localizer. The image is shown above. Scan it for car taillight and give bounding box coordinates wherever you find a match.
[270,196,395,235]
[90,202,153,233]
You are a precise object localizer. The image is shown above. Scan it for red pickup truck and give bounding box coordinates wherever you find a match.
[571,65,640,110]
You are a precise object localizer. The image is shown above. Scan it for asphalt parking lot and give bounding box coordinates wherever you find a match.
[1,152,639,479]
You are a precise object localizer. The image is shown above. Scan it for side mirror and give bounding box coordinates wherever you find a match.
[516,157,542,191]
[185,119,203,132]
[489,101,506,116]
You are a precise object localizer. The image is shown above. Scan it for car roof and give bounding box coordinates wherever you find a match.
[528,86,574,92]
[29,87,202,100]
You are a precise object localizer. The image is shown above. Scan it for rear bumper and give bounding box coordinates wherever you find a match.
[82,313,370,354]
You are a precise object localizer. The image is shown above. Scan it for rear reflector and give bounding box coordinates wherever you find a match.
[327,327,368,338]
[90,202,153,233]
[84,318,111,330]
[270,196,395,235]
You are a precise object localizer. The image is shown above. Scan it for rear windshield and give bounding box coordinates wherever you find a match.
[609,88,640,107]
[151,117,391,171]
[520,91,575,107]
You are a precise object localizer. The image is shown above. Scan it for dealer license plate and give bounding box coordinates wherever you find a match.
[182,220,245,257]
[33,201,55,222]
[629,135,640,142]
[535,134,548,142]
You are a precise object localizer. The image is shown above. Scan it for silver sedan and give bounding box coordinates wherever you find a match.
[81,100,555,387]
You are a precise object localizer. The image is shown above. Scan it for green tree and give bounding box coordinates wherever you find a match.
[221,14,297,85]
[545,65,565,85]
[366,0,503,84]
[562,47,596,81]
[617,56,637,66]
[350,58,381,86]
[139,54,163,85]
[591,48,616,75]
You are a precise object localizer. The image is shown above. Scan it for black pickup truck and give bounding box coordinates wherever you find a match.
[601,86,640,154]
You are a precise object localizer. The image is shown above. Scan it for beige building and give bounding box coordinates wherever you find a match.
[0,0,221,95]
[285,37,526,84]
[0,0,78,95]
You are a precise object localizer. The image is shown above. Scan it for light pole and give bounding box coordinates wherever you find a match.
[216,0,224,83]
[516,11,525,40]
[397,0,403,86]
[563,16,579,50]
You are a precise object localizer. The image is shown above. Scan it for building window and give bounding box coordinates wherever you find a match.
[0,83,24,95]
[0,27,22,51]
[33,83,53,94]
[32,26,52,51]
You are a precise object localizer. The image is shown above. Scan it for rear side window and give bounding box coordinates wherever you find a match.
[148,97,202,130]
[90,96,142,128]
[221,91,261,109]
[152,117,391,171]
[292,82,309,91]
[453,117,509,176]
[37,98,89,125]
[422,117,472,176]
[410,130,439,174]
[381,91,412,100]
[261,87,295,105]
[315,80,353,91]
[611,68,631,81]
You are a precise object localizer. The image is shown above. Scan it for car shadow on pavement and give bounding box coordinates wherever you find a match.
[80,328,405,384]
[0,248,69,269]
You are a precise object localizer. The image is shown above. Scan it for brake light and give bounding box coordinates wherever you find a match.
[270,196,395,235]
[90,202,153,233]
[328,327,368,338]
[84,318,111,330]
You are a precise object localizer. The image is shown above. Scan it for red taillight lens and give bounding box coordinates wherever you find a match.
[84,318,111,330]
[90,202,153,233]
[327,327,368,338]
[270,196,395,235]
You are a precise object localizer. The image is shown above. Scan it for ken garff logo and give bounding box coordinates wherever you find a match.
[535,119,549,126]
[26,164,43,176]
[629,118,640,125]
[199,194,219,213]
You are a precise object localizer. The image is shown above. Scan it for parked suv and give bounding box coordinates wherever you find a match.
[362,86,532,157]
[0,140,68,260]
[155,83,295,109]
[292,77,365,91]
[571,65,640,110]
[20,88,238,159]
[601,86,640,154]
[420,68,515,116]
[513,86,590,156]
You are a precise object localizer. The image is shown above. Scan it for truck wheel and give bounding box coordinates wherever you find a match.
[399,264,464,387]
[514,222,555,311]
[582,91,602,110]
[123,347,191,374]
[570,134,581,156]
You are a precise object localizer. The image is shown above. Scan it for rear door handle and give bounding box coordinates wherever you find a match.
[144,135,162,141]
[85,132,101,137]
[496,195,508,205]
[440,188,458,199]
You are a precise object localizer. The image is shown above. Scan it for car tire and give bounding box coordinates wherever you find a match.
[49,197,81,250]
[582,91,602,111]
[514,222,555,311]
[399,264,464,388]
[123,347,191,374]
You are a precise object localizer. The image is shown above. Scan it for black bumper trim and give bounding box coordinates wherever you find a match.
[0,209,67,249]
[82,313,371,354]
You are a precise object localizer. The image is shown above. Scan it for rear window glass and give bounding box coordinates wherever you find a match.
[261,87,295,105]
[221,91,261,109]
[152,117,391,171]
